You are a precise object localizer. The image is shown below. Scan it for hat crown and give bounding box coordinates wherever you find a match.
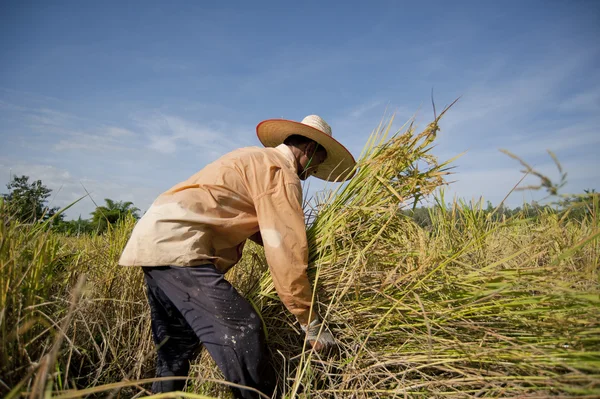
[301,115,332,137]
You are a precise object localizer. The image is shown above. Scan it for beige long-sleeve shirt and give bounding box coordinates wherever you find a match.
[119,144,315,325]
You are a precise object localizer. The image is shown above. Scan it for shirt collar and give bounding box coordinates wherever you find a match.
[275,144,297,173]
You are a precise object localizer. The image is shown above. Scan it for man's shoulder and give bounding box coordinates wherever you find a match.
[225,146,269,157]
[225,146,298,183]
[225,146,286,164]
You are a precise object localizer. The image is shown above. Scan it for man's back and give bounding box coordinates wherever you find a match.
[118,145,302,270]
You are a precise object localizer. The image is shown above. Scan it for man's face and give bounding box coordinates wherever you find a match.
[299,143,327,180]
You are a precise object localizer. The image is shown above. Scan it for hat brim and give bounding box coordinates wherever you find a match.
[256,119,356,182]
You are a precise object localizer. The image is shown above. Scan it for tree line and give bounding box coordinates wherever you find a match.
[0,175,140,235]
[1,175,596,235]
[402,190,598,229]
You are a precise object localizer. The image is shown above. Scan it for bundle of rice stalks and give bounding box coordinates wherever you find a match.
[221,106,599,398]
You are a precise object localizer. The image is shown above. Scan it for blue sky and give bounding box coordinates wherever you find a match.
[1,0,599,219]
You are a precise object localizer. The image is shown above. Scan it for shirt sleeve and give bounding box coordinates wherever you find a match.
[253,177,316,326]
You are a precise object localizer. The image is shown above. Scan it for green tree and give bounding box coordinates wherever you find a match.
[1,175,63,224]
[91,198,140,233]
[402,206,433,228]
[559,188,598,221]
[52,215,94,236]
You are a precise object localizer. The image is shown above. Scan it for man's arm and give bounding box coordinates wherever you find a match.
[253,181,316,327]
[253,175,335,351]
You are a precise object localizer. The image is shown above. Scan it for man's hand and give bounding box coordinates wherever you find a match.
[309,336,334,351]
[302,317,336,352]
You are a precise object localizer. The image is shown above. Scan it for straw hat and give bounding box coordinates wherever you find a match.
[256,115,356,182]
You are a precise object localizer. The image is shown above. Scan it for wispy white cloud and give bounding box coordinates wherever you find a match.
[439,119,600,168]
[0,101,140,154]
[0,87,63,106]
[134,112,252,155]
[440,46,598,139]
[558,87,600,113]
[50,126,136,153]
[502,124,600,158]
[318,42,600,209]
[0,95,263,220]
[423,43,600,203]
[148,135,178,154]
[29,108,78,129]
[53,137,125,152]
[348,100,385,119]
[0,158,160,218]
[441,148,600,209]
[106,126,136,138]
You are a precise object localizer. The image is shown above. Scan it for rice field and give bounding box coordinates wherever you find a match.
[1,109,598,398]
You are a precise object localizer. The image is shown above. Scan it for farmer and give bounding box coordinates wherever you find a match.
[118,115,356,398]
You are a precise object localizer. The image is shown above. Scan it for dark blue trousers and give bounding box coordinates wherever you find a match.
[143,265,276,398]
